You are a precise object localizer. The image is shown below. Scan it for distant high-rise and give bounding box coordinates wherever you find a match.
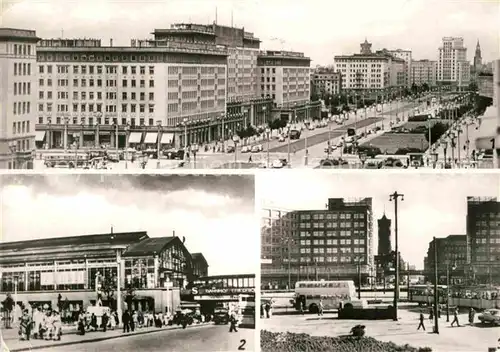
[377,213,391,256]
[437,36,470,89]
[474,40,482,69]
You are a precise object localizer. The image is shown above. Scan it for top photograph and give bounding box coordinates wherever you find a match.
[0,0,498,171]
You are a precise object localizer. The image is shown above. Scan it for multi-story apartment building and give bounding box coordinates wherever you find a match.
[437,37,470,89]
[35,35,228,150]
[466,197,500,284]
[311,71,342,97]
[410,59,437,87]
[334,39,405,97]
[261,198,374,290]
[0,28,39,169]
[424,235,467,284]
[386,49,412,87]
[257,50,319,122]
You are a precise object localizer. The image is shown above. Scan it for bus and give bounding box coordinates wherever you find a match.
[237,294,255,328]
[43,151,89,168]
[292,280,366,314]
[408,284,448,306]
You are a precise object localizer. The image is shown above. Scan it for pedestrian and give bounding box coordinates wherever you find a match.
[468,307,475,326]
[77,310,86,336]
[131,311,137,332]
[264,303,271,319]
[19,309,32,341]
[102,312,108,332]
[122,310,130,333]
[451,307,460,327]
[52,311,62,341]
[260,304,264,318]
[428,306,434,321]
[229,313,238,333]
[417,311,425,331]
[318,299,324,316]
[248,155,252,162]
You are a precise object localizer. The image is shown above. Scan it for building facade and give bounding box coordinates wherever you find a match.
[466,197,500,285]
[334,39,405,97]
[0,231,208,315]
[410,59,437,87]
[437,37,470,88]
[261,198,374,290]
[377,214,392,256]
[311,71,342,96]
[424,235,467,284]
[35,35,229,150]
[0,28,40,169]
[386,49,412,87]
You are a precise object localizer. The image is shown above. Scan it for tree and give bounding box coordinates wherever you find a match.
[410,83,418,95]
[468,81,478,92]
[424,122,448,145]
[101,274,118,309]
[421,83,430,92]
[123,284,135,312]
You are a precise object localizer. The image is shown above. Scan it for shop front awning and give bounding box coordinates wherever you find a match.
[144,133,158,144]
[35,131,46,142]
[161,133,174,144]
[129,132,143,144]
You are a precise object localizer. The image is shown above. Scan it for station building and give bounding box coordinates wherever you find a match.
[0,231,208,315]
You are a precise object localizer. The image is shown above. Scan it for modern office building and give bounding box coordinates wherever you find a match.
[311,71,342,96]
[334,39,405,97]
[0,28,40,169]
[437,37,470,89]
[410,59,437,87]
[35,34,228,150]
[424,235,467,284]
[466,197,500,284]
[0,231,208,314]
[261,198,374,290]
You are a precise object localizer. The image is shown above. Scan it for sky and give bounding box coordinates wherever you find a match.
[1,0,499,65]
[0,174,257,276]
[259,172,500,269]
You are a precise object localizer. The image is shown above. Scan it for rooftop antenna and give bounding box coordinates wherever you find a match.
[215,7,218,24]
[61,29,64,38]
[110,225,114,235]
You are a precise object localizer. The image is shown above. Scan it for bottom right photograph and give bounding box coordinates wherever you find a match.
[259,172,500,352]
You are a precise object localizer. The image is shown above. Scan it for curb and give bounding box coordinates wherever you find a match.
[10,323,213,352]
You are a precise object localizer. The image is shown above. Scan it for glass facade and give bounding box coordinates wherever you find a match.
[124,258,154,289]
[193,275,255,289]
[158,241,191,288]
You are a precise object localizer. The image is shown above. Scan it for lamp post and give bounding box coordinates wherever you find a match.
[124,124,130,169]
[389,191,404,321]
[456,127,462,167]
[431,152,438,169]
[64,116,69,152]
[327,120,332,159]
[191,144,199,169]
[450,133,456,167]
[357,258,362,300]
[442,140,448,169]
[262,106,267,127]
[47,117,52,149]
[156,120,162,169]
[115,122,119,154]
[286,123,291,167]
[304,122,309,166]
[265,127,271,168]
[183,117,188,162]
[432,237,439,334]
[232,134,240,164]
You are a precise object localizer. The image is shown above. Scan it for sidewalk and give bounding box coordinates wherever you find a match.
[2,322,212,352]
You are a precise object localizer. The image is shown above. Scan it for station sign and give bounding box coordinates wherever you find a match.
[191,287,254,295]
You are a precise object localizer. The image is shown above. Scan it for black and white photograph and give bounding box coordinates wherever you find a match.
[0,0,498,170]
[0,174,257,352]
[260,172,500,352]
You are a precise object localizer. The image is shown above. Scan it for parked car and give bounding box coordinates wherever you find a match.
[241,145,250,153]
[271,159,284,169]
[251,144,263,153]
[278,135,285,142]
[478,309,500,325]
[324,145,338,153]
[226,145,235,153]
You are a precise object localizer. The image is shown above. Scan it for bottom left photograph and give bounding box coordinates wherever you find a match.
[0,173,257,352]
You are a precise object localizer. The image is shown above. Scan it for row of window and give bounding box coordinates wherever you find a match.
[13,62,32,76]
[299,221,365,229]
[40,90,155,102]
[13,101,31,115]
[298,256,363,263]
[38,102,155,114]
[38,78,155,88]
[300,247,366,254]
[13,44,34,57]
[13,82,31,96]
[299,239,366,246]
[302,213,365,220]
[12,120,31,135]
[41,64,156,76]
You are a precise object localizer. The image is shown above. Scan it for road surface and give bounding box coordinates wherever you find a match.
[261,307,496,352]
[33,325,255,352]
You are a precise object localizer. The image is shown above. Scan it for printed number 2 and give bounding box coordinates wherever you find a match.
[238,339,246,350]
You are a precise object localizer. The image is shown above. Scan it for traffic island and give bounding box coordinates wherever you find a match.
[261,330,433,352]
[5,323,213,352]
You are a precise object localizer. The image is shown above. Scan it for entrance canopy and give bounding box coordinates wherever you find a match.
[129,132,142,144]
[161,133,174,144]
[35,131,46,142]
[144,133,158,144]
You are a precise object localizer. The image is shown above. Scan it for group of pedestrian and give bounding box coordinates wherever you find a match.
[417,305,476,331]
[260,302,272,319]
[18,306,62,341]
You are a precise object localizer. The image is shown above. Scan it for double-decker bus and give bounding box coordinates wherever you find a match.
[237,294,255,328]
[408,284,448,306]
[292,280,366,314]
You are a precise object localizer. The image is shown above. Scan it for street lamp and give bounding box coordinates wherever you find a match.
[183,117,188,162]
[286,123,291,167]
[356,258,362,300]
[156,120,162,169]
[304,122,309,166]
[442,140,448,168]
[64,116,69,152]
[449,133,456,166]
[445,262,456,322]
[124,124,130,169]
[389,191,404,321]
[431,153,438,169]
[232,133,240,164]
[456,127,463,166]
[47,117,52,149]
[265,127,271,168]
[191,144,199,168]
